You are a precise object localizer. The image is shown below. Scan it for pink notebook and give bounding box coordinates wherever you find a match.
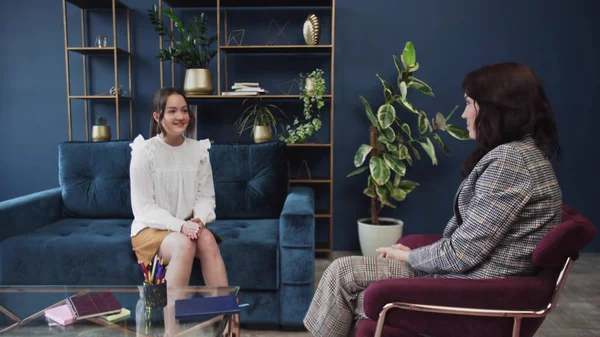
[44,304,76,326]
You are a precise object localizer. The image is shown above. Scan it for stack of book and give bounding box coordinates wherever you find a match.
[221,82,268,96]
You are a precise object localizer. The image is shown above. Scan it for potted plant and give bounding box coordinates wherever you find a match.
[148,5,218,95]
[346,42,470,256]
[234,98,286,143]
[280,69,325,144]
[92,116,111,142]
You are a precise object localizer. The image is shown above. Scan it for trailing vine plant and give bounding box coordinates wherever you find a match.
[280,69,325,143]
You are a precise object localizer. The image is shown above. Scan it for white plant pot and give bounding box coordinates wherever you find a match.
[357,217,404,257]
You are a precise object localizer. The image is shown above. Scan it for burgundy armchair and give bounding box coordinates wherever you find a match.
[356,204,597,337]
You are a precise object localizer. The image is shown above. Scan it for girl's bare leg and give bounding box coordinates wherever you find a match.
[159,232,196,288]
[195,229,228,287]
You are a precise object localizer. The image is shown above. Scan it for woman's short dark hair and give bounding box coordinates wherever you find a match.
[460,62,561,177]
[149,87,196,137]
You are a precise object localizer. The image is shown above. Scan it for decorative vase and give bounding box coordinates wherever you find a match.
[305,77,316,97]
[184,69,214,95]
[357,217,404,257]
[253,125,272,143]
[302,14,320,45]
[92,125,111,142]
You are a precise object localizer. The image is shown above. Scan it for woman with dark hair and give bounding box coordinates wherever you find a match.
[129,87,228,288]
[303,62,563,337]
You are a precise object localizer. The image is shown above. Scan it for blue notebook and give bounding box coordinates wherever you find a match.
[175,295,244,319]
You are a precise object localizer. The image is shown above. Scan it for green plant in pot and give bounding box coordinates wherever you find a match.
[92,116,111,142]
[234,98,287,143]
[346,42,470,256]
[148,5,218,95]
[280,68,325,143]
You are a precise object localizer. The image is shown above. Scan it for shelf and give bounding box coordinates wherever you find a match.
[290,179,331,183]
[316,213,331,218]
[286,143,331,147]
[315,241,331,252]
[186,94,332,99]
[220,45,332,54]
[65,0,128,9]
[69,95,131,100]
[163,0,331,8]
[67,47,130,55]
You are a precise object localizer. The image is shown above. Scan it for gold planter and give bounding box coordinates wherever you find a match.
[184,68,214,95]
[92,125,111,142]
[253,126,272,143]
[305,77,316,97]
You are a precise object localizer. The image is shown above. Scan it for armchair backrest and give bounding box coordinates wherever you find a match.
[533,204,597,269]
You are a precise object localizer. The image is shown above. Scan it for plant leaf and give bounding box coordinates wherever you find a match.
[401,123,412,139]
[445,105,459,121]
[359,96,378,127]
[390,187,407,201]
[393,55,403,74]
[446,124,471,140]
[431,133,451,155]
[370,157,390,186]
[376,74,394,104]
[363,187,377,199]
[381,127,395,143]
[383,153,406,176]
[418,112,428,134]
[419,138,438,165]
[377,104,396,129]
[396,97,420,114]
[408,80,434,97]
[397,179,420,192]
[399,81,407,100]
[409,142,421,160]
[347,166,369,178]
[354,144,372,167]
[435,112,447,131]
[402,41,416,67]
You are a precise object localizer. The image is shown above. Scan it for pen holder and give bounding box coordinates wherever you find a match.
[143,281,167,309]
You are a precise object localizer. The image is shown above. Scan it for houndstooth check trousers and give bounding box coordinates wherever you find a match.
[303,256,414,337]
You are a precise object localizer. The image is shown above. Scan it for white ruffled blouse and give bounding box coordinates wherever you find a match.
[129,134,216,237]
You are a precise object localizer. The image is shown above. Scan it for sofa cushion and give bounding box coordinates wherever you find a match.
[0,218,140,285]
[209,141,289,219]
[199,219,279,290]
[58,141,133,219]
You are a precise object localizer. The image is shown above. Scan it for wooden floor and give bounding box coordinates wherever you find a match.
[241,252,600,337]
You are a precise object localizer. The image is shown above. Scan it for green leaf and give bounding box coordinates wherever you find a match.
[377,104,396,129]
[445,105,459,121]
[419,138,438,165]
[431,133,451,155]
[399,81,407,100]
[393,172,402,187]
[381,127,396,143]
[390,187,407,201]
[369,157,390,186]
[393,55,403,74]
[399,144,413,166]
[401,123,412,139]
[418,112,428,134]
[386,143,400,155]
[396,97,420,114]
[446,124,471,140]
[359,96,378,127]
[409,62,420,72]
[383,153,407,176]
[402,41,416,67]
[409,143,421,160]
[408,79,434,97]
[376,74,394,104]
[434,112,447,131]
[363,187,377,199]
[376,185,389,203]
[354,144,372,167]
[397,179,420,191]
[347,166,368,178]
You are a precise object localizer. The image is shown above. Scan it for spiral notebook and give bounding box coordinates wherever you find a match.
[67,292,122,320]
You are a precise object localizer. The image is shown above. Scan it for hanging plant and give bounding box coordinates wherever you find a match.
[280,69,325,143]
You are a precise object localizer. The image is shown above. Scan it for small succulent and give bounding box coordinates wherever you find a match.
[95,116,107,126]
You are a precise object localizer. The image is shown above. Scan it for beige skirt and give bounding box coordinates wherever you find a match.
[131,228,172,266]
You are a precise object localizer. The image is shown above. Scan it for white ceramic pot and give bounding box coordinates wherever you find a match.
[357,217,404,257]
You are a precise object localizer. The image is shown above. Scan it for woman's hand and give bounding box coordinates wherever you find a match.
[180,220,203,239]
[376,243,412,262]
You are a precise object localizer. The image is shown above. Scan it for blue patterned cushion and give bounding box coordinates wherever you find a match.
[209,141,289,219]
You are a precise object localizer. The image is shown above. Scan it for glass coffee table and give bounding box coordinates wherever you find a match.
[0,285,240,336]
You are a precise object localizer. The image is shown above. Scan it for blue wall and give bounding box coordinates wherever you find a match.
[1,0,598,252]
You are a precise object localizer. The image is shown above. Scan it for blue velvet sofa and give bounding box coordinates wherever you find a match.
[0,139,315,328]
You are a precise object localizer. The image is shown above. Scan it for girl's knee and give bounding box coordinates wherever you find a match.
[196,229,219,255]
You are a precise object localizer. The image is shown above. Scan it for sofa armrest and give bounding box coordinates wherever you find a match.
[363,275,554,322]
[278,186,315,326]
[0,187,63,242]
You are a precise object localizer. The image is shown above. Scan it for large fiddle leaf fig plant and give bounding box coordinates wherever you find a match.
[347,42,470,225]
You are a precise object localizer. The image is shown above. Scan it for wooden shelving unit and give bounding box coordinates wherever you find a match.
[62,0,133,141]
[157,0,336,259]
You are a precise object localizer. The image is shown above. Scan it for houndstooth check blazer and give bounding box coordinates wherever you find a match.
[408,136,562,279]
